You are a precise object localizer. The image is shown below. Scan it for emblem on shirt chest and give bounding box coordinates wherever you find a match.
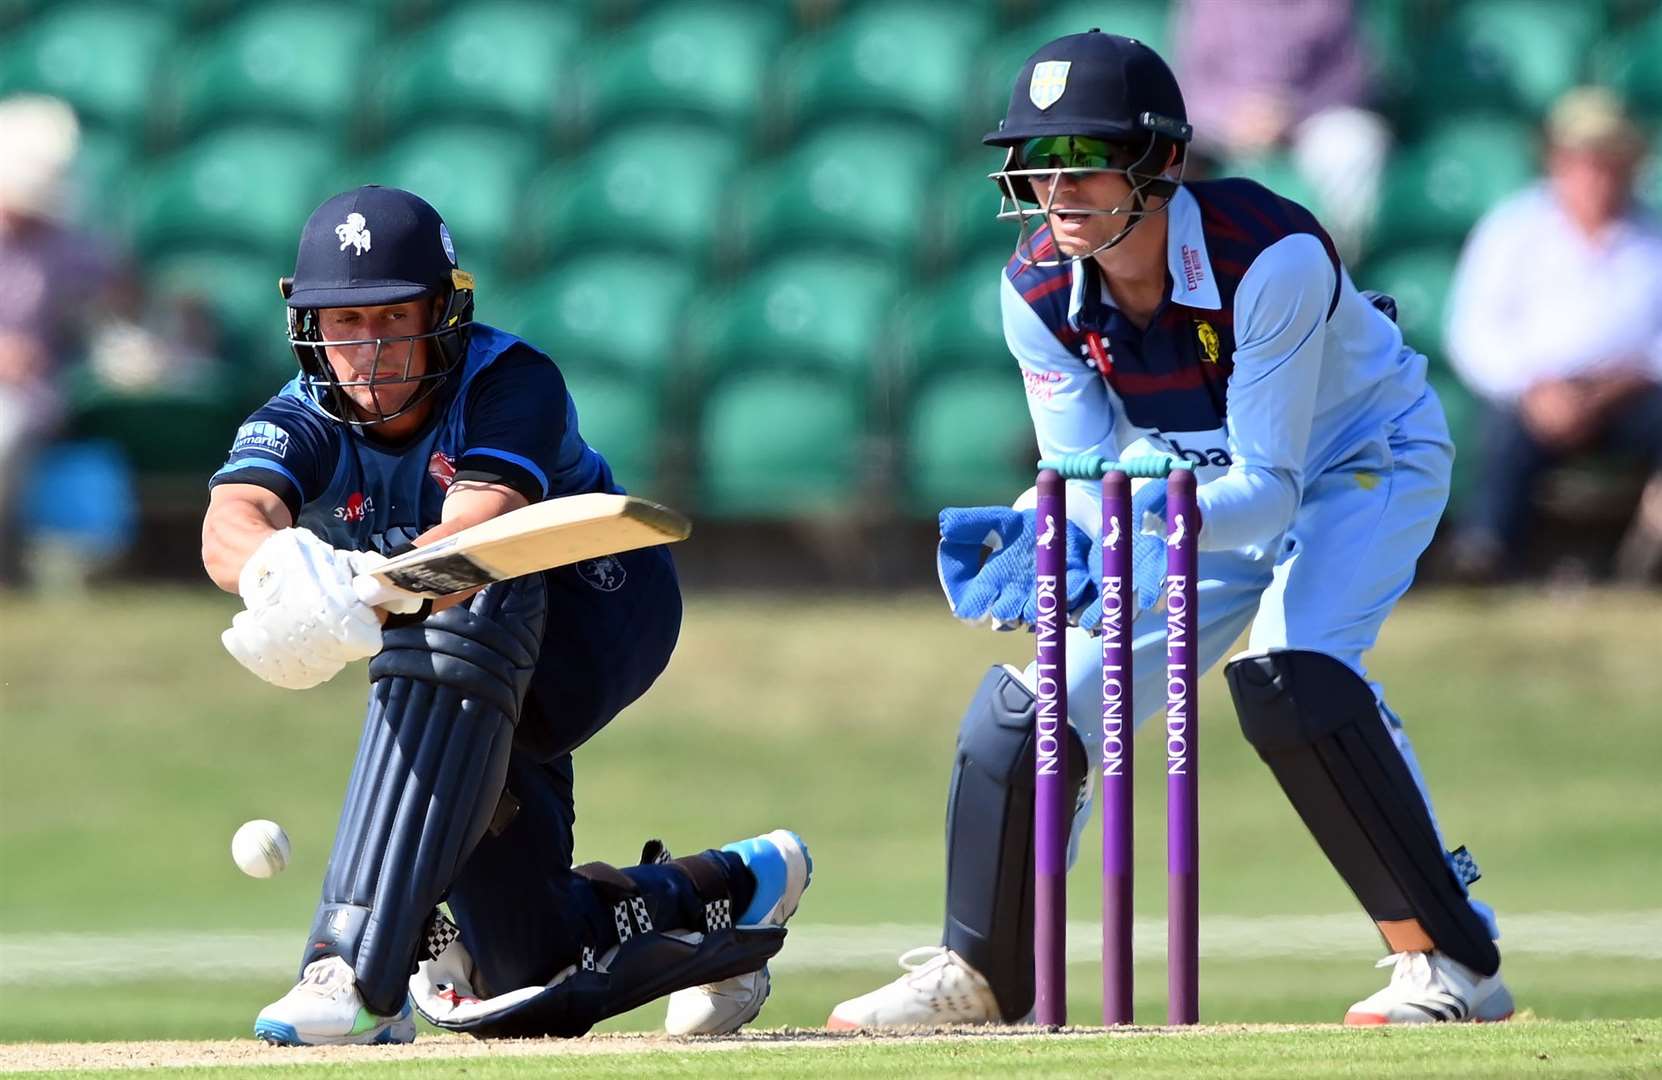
[428,451,456,492]
[1194,320,1221,364]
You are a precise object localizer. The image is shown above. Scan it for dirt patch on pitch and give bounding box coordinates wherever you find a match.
[0,1025,1324,1072]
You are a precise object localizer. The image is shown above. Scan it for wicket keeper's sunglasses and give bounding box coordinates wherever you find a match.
[1018,135,1139,171]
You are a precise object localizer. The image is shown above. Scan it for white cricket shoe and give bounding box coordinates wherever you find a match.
[826,946,1003,1029]
[1344,950,1515,1025]
[254,956,417,1045]
[663,829,813,1036]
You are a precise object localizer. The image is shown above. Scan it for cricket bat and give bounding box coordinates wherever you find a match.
[354,493,691,601]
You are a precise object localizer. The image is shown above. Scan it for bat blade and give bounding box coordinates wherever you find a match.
[358,493,691,599]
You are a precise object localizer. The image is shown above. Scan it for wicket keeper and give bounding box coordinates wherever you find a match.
[831,31,1510,1028]
[202,185,810,1044]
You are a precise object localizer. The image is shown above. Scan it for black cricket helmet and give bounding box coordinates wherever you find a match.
[986,30,1193,266]
[281,185,475,426]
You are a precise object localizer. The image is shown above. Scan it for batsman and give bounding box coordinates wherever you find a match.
[202,185,810,1044]
[830,32,1509,1028]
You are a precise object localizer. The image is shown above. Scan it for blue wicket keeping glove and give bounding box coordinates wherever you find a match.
[937,506,1096,630]
[1074,481,1174,631]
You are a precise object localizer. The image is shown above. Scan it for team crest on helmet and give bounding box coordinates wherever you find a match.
[1194,320,1220,363]
[1029,60,1071,110]
[335,213,371,255]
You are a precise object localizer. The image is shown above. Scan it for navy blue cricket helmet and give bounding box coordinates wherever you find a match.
[986,31,1193,264]
[281,185,475,426]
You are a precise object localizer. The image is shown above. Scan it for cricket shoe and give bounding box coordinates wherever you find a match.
[1344,950,1515,1025]
[254,956,417,1045]
[664,829,813,1036]
[826,946,1002,1029]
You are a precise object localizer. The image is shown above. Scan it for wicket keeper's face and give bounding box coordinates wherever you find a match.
[1020,136,1162,256]
[318,299,438,420]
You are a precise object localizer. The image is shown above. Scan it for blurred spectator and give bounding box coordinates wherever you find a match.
[0,95,118,585]
[1444,87,1662,584]
[1174,0,1389,260]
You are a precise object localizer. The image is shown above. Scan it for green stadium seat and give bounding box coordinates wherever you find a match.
[976,0,1171,132]
[1595,11,1662,121]
[577,2,789,134]
[736,122,945,263]
[1638,153,1662,217]
[938,159,1022,265]
[906,369,1035,512]
[564,369,662,493]
[133,128,333,260]
[147,249,292,382]
[697,370,864,516]
[70,128,136,235]
[1376,116,1535,249]
[345,127,538,265]
[166,4,379,139]
[1218,152,1322,220]
[690,252,900,382]
[4,3,176,130]
[782,1,991,134]
[1359,245,1459,364]
[897,265,1009,384]
[497,256,694,387]
[526,124,740,264]
[65,369,248,477]
[376,1,578,134]
[1409,0,1603,122]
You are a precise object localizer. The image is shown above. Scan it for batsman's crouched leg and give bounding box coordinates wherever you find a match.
[410,847,781,1039]
[301,576,548,1017]
[943,665,1087,1021]
[1226,649,1500,976]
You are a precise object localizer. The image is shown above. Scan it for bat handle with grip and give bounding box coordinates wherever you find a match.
[345,549,429,612]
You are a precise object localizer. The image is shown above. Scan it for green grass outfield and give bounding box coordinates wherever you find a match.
[1,586,1658,1071]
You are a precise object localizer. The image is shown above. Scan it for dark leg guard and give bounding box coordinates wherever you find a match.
[410,847,777,1038]
[942,665,1088,1020]
[302,576,548,1016]
[1226,650,1500,976]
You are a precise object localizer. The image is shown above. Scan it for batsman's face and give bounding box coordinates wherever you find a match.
[318,301,434,417]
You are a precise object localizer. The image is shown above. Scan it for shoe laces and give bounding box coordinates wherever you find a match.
[1377,950,1437,990]
[898,946,949,973]
[298,958,355,1001]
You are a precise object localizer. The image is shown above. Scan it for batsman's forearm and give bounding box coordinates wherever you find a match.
[201,488,293,593]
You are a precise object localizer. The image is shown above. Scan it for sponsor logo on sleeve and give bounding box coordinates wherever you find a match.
[1023,368,1064,401]
[232,422,290,459]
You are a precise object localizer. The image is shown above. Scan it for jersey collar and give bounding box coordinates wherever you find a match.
[1165,185,1220,310]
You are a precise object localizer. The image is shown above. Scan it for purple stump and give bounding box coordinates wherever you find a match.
[1100,470,1134,1026]
[1164,467,1200,1025]
[1033,469,1069,1027]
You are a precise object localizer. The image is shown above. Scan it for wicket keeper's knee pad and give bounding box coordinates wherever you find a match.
[304,575,549,1016]
[1226,649,1499,976]
[943,664,1087,1021]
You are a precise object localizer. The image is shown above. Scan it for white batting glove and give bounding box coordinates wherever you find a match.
[346,550,426,614]
[221,607,348,690]
[235,528,382,665]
